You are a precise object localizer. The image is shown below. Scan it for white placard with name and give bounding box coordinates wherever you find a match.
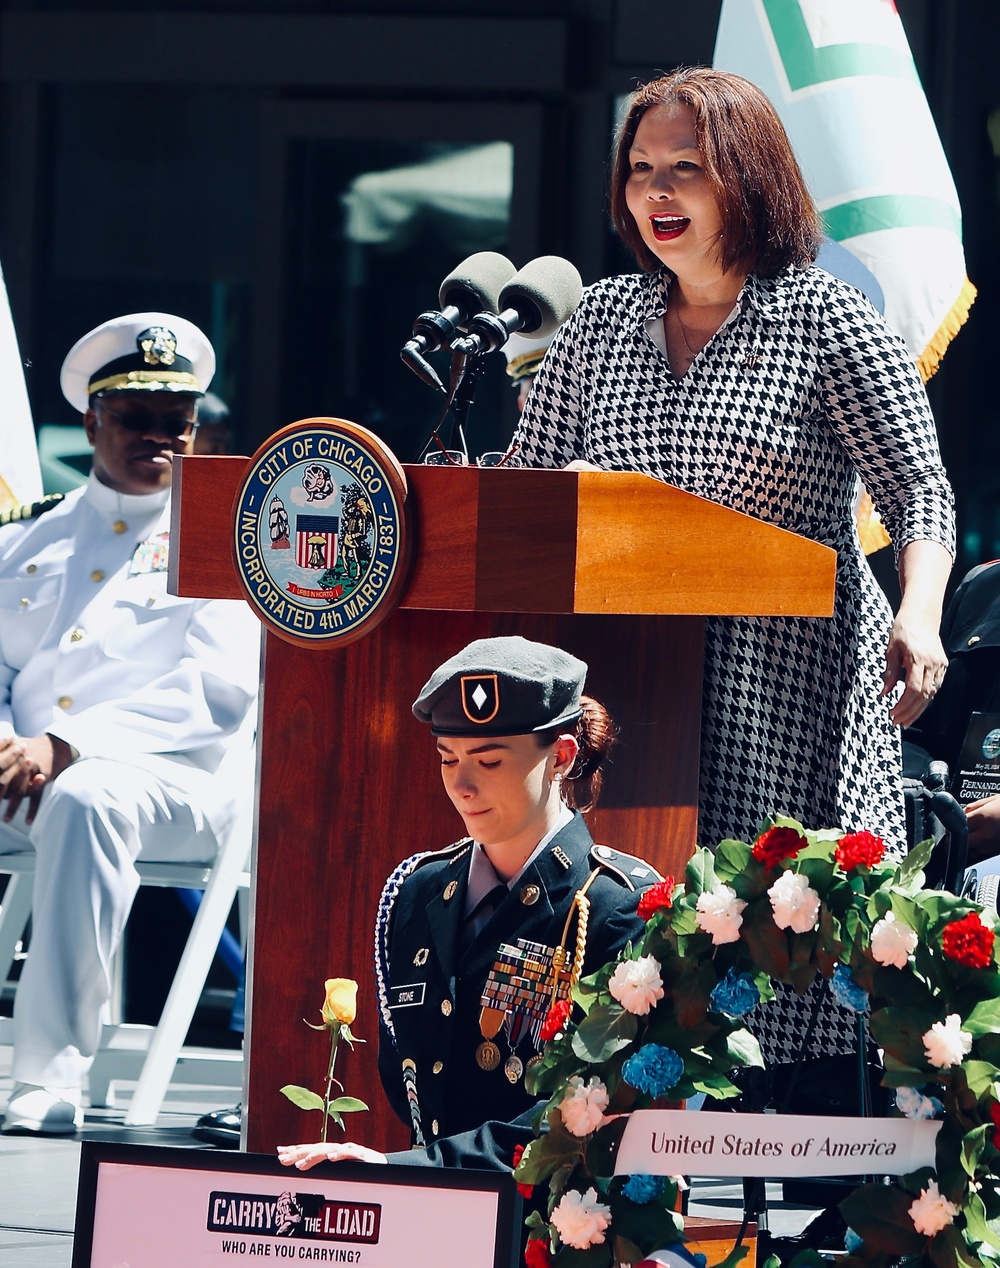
[616,1110,940,1178]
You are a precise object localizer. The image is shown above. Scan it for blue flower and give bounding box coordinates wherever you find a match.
[709,968,759,1018]
[622,1173,664,1204]
[895,1086,944,1120]
[830,964,869,1012]
[622,1044,685,1097]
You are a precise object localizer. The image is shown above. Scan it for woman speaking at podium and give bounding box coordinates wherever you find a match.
[510,67,955,1066]
[279,635,661,1171]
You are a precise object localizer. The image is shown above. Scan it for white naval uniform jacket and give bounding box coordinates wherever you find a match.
[0,474,260,834]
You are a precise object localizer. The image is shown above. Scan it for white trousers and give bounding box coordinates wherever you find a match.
[0,758,219,1089]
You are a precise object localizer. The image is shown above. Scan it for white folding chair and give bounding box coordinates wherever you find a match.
[0,738,256,1127]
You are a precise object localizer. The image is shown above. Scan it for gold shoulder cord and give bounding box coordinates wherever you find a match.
[547,867,601,1008]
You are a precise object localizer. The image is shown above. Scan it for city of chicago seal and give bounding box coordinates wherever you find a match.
[233,417,409,646]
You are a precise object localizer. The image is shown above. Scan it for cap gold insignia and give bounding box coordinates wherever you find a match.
[138,326,178,367]
[460,673,500,725]
[443,880,458,901]
[413,948,430,967]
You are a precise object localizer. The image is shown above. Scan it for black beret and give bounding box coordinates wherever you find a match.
[412,636,586,737]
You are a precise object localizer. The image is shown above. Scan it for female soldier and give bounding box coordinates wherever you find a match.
[278,634,661,1170]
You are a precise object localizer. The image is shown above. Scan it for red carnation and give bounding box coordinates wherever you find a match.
[540,998,572,1042]
[752,826,807,868]
[942,912,996,969]
[638,877,676,922]
[525,1238,552,1268]
[512,1143,534,1198]
[836,830,886,871]
[990,1102,1000,1151]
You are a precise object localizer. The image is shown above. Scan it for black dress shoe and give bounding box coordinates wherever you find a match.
[192,1104,241,1148]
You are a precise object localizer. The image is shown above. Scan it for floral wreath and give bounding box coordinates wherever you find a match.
[513,819,1000,1268]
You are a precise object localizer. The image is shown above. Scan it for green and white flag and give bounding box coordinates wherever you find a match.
[714,0,975,380]
[0,260,40,513]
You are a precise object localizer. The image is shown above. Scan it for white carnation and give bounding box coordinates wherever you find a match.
[767,870,821,934]
[608,955,665,1015]
[922,1013,973,1070]
[695,884,746,945]
[559,1076,609,1137]
[908,1179,959,1237]
[870,911,919,969]
[550,1187,612,1249]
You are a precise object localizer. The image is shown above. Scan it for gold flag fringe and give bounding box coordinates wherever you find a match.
[917,275,977,383]
[0,470,19,515]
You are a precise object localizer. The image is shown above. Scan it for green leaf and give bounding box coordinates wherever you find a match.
[740,899,790,980]
[929,1223,982,1268]
[715,838,752,883]
[965,1191,1000,1252]
[963,1061,1000,1100]
[725,1027,765,1070]
[838,1183,926,1256]
[326,1096,368,1114]
[685,848,718,896]
[869,1006,933,1070]
[965,997,1000,1039]
[280,1085,326,1112]
[961,1121,989,1176]
[571,1004,637,1063]
[894,837,935,891]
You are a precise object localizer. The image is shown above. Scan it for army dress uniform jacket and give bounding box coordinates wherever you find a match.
[375,811,661,1168]
[906,560,1000,778]
[0,475,260,832]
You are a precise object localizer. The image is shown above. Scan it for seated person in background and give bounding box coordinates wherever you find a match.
[278,635,663,1171]
[0,312,260,1135]
[905,558,1000,862]
[192,390,234,456]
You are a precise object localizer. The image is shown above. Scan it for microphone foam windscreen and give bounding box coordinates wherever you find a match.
[439,252,517,320]
[498,256,583,338]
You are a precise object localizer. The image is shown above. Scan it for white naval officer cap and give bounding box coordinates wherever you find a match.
[60,312,216,414]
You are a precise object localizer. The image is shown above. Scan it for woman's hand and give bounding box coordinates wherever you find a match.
[882,540,953,728]
[277,1142,388,1170]
[562,459,602,473]
[881,612,948,728]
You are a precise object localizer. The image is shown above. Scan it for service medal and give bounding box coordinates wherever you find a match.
[476,1040,501,1071]
[504,1054,523,1084]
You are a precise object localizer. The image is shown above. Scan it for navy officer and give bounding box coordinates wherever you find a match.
[0,313,259,1134]
[279,634,661,1170]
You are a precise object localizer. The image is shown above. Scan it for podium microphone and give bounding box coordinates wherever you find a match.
[401,251,516,390]
[450,256,583,358]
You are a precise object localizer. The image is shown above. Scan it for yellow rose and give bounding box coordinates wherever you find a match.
[322,978,358,1027]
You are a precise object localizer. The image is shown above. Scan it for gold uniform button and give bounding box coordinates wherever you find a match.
[112,520,127,534]
[19,597,29,607]
[70,628,85,643]
[520,883,540,906]
[25,564,37,574]
[431,1120,439,1136]
[443,880,458,901]
[58,695,73,709]
[91,569,105,583]
[432,1061,444,1074]
[440,999,452,1017]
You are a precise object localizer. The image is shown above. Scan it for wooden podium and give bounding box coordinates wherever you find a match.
[170,455,836,1155]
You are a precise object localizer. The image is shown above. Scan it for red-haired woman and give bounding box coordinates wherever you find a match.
[512,67,954,1063]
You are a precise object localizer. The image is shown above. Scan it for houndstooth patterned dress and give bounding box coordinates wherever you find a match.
[512,265,955,1060]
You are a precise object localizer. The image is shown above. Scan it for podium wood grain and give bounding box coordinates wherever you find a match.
[169,453,835,1154]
